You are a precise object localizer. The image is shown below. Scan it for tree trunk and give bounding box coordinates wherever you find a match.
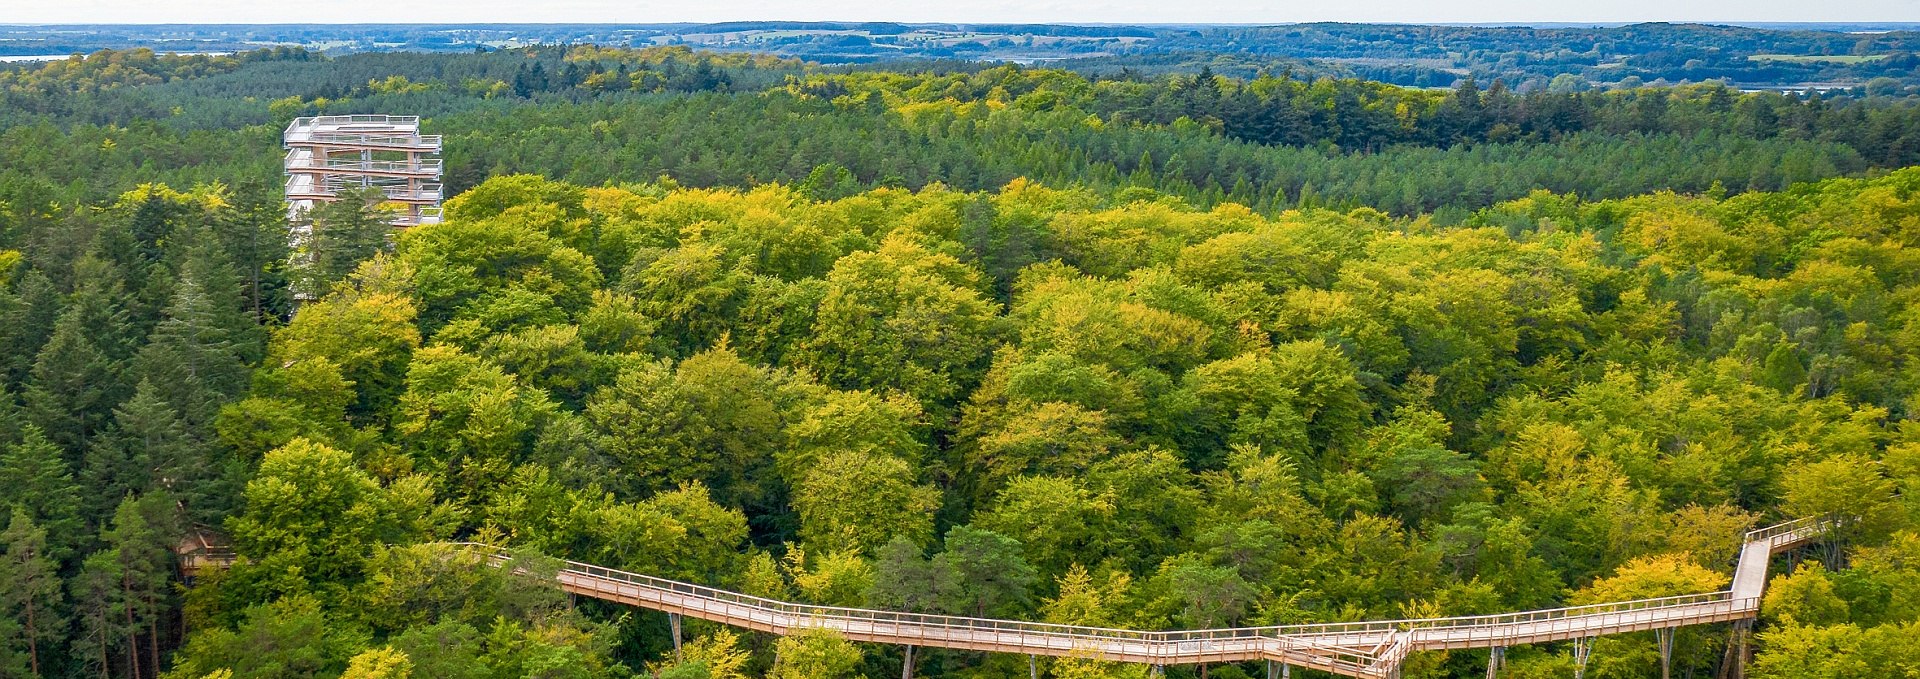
[99,621,111,679]
[124,575,141,679]
[148,589,161,679]
[24,596,38,675]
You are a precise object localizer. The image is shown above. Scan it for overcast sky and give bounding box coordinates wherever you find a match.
[6,0,1919,25]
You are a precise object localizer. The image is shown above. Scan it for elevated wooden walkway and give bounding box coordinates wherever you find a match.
[451,514,1838,677]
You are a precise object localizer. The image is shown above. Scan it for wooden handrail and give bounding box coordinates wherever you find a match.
[183,512,1836,676]
[445,513,1835,676]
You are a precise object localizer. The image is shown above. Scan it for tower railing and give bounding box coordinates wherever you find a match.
[284,155,443,175]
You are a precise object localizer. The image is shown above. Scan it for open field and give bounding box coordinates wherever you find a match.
[1748,53,1889,63]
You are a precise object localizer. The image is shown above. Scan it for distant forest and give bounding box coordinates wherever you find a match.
[9,44,1920,221]
[6,21,1920,89]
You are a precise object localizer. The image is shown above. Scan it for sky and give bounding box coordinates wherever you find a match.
[6,0,1920,25]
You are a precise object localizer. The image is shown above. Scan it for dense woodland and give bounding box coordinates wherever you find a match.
[12,46,1920,219]
[0,45,1919,679]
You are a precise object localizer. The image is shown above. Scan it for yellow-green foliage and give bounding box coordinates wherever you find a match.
[172,168,1920,677]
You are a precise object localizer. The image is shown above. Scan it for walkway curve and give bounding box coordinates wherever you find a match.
[452,513,1840,677]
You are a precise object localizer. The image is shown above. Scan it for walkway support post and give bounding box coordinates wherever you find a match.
[1030,654,1038,679]
[1657,627,1674,679]
[1282,663,1291,679]
[902,645,914,679]
[1573,637,1593,679]
[669,612,683,662]
[1721,620,1753,679]
[1486,646,1505,679]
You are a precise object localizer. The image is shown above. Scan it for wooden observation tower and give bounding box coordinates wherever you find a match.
[282,114,443,228]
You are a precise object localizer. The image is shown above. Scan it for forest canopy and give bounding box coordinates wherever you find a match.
[1,42,1919,679]
[4,166,1920,678]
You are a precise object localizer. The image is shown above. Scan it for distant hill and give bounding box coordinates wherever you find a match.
[4,21,1919,87]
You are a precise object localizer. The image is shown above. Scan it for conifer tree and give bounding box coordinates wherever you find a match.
[105,495,176,679]
[24,306,118,454]
[82,381,197,520]
[0,426,82,560]
[117,382,198,496]
[0,510,65,677]
[66,254,141,364]
[0,383,20,448]
[299,187,394,293]
[69,550,128,679]
[134,265,252,433]
[2,271,62,385]
[217,178,294,322]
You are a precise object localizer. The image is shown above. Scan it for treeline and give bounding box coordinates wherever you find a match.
[0,48,317,96]
[0,48,317,114]
[795,65,1920,164]
[429,93,1865,216]
[11,48,1920,217]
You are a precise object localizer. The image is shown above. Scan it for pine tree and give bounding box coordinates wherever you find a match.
[0,383,20,449]
[24,306,118,454]
[0,599,22,679]
[300,186,394,293]
[0,286,22,393]
[217,178,293,322]
[126,191,180,270]
[105,496,176,679]
[67,254,141,363]
[69,550,127,679]
[83,380,199,521]
[0,426,82,560]
[124,382,205,508]
[0,510,65,677]
[80,435,143,527]
[133,265,252,433]
[2,271,61,385]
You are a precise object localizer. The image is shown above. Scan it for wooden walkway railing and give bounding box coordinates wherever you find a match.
[447,513,1838,677]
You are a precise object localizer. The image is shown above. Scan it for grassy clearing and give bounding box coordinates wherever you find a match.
[1748,53,1888,64]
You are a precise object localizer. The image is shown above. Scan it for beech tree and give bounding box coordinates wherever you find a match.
[793,450,938,555]
[768,628,861,679]
[226,438,403,592]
